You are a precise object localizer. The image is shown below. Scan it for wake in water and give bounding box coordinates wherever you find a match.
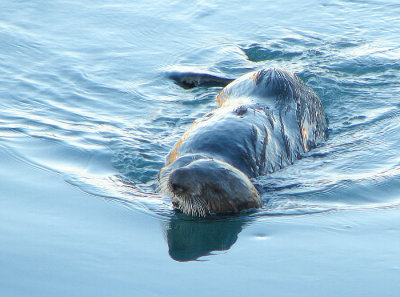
[1,30,399,219]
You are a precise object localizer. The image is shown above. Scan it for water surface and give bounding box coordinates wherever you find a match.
[1,0,400,296]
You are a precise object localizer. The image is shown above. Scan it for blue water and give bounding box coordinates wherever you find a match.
[1,0,400,296]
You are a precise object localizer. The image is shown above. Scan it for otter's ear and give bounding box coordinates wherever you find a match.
[166,70,234,89]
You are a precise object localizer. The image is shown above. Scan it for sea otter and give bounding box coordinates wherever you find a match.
[159,68,327,216]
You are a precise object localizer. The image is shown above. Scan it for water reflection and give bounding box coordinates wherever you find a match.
[165,214,251,261]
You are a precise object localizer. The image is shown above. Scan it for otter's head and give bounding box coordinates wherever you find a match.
[159,157,261,217]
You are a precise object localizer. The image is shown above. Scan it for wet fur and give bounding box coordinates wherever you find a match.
[160,68,327,216]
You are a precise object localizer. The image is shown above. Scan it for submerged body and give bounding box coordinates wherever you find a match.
[159,68,327,216]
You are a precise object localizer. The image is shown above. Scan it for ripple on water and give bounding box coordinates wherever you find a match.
[1,2,400,219]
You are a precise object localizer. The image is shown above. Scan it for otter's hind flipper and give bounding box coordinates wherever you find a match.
[167,70,234,89]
